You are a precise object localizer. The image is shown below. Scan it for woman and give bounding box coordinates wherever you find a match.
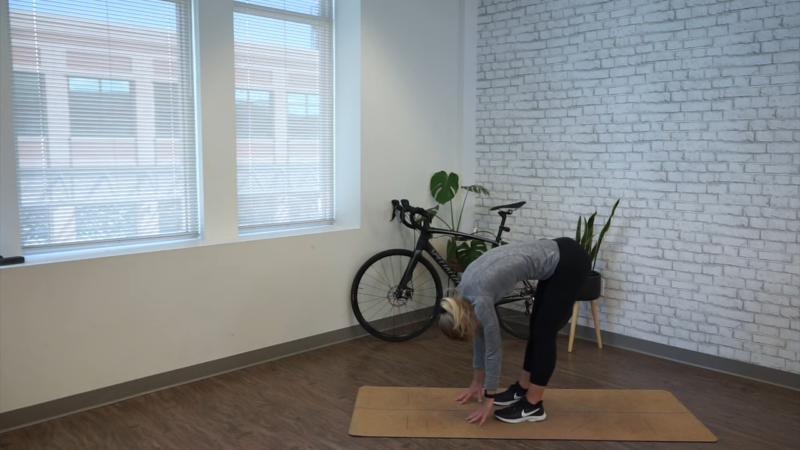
[439,237,591,425]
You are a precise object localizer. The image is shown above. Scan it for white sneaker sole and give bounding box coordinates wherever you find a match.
[495,412,547,424]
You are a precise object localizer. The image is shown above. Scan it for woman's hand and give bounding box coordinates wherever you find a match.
[466,397,494,426]
[455,380,483,405]
[456,370,486,404]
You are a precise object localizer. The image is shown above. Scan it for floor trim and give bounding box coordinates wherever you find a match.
[563,325,800,392]
[2,322,798,433]
[0,324,369,433]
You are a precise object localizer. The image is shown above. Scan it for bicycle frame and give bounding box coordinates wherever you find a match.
[404,227,498,287]
[395,211,534,306]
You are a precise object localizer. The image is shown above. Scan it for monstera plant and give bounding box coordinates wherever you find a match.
[575,199,620,300]
[425,171,490,272]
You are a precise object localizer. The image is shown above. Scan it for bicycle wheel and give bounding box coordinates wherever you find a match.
[496,281,535,340]
[351,249,443,342]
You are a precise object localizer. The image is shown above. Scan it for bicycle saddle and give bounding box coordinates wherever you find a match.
[490,201,527,212]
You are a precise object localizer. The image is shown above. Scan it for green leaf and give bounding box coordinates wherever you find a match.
[590,199,620,270]
[461,185,490,196]
[586,212,596,235]
[456,239,489,269]
[576,216,582,242]
[580,217,587,248]
[584,229,595,255]
[581,217,588,245]
[582,213,596,254]
[430,171,460,205]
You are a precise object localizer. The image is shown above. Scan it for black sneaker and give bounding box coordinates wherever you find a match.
[494,398,546,424]
[491,382,528,406]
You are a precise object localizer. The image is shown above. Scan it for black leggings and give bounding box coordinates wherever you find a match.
[522,237,591,387]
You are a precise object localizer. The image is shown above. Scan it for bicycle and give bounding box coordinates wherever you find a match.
[350,198,536,342]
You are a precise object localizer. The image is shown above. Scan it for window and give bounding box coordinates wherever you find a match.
[68,77,136,137]
[8,0,198,251]
[154,82,184,139]
[2,0,352,260]
[236,89,273,140]
[11,72,48,137]
[287,93,320,140]
[234,0,334,231]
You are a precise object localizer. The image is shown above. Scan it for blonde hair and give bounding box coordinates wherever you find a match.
[438,295,478,341]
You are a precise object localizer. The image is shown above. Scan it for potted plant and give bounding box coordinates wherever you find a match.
[424,171,491,273]
[576,199,620,300]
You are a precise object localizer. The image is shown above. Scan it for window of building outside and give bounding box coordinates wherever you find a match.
[235,89,274,140]
[68,77,136,137]
[287,92,320,140]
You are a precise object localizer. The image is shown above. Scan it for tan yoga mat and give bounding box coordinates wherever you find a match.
[349,386,717,442]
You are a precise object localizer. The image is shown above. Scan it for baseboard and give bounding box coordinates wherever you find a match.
[0,323,370,433]
[563,325,800,392]
[2,320,798,433]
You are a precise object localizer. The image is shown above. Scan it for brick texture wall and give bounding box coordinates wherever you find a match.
[475,0,800,373]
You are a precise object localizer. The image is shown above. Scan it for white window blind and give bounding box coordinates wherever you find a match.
[8,0,198,251]
[234,0,334,231]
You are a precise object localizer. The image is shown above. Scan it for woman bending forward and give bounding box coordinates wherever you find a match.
[439,237,591,425]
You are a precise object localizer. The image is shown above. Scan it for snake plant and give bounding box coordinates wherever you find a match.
[576,199,620,271]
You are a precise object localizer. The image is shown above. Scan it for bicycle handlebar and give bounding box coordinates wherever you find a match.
[391,199,431,230]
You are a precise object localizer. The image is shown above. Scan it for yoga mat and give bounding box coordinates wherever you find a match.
[349,387,717,441]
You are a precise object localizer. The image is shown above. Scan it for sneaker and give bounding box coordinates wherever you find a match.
[491,381,528,406]
[494,398,547,424]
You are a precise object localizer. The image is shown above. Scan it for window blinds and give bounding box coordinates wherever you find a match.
[9,0,198,251]
[234,0,334,231]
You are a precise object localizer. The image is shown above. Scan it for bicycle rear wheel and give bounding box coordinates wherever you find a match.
[351,249,443,342]
[495,281,535,340]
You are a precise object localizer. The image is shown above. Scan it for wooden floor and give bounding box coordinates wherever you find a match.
[1,329,798,449]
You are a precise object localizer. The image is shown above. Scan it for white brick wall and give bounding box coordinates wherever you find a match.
[476,0,800,373]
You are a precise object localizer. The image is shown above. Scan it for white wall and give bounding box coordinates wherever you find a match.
[476,0,800,374]
[0,0,470,413]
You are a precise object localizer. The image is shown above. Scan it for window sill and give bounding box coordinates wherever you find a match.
[0,223,359,269]
[237,223,358,243]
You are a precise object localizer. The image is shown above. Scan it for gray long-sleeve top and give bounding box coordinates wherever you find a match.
[456,239,560,390]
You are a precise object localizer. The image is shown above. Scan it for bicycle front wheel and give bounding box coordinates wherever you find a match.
[351,249,443,342]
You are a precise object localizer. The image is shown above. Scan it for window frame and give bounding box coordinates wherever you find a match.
[232,0,336,233]
[0,0,362,266]
[4,0,200,255]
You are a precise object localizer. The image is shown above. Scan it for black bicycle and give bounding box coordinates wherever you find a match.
[351,199,536,342]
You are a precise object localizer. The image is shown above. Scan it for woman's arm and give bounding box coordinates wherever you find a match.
[472,326,486,371]
[474,300,503,391]
[466,307,501,426]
